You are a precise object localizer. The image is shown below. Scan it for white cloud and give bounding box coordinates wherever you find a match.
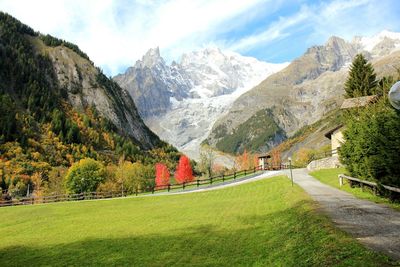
[0,0,266,75]
[0,0,399,75]
[227,5,311,52]
[225,0,400,55]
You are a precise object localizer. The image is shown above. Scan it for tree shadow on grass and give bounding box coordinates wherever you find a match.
[0,201,395,267]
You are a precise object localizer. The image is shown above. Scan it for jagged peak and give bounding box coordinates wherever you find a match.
[376,30,400,40]
[352,30,400,52]
[326,36,346,46]
[144,47,161,58]
[135,47,164,68]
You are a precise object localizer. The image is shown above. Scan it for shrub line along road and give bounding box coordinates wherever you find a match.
[283,168,400,261]
[147,168,400,260]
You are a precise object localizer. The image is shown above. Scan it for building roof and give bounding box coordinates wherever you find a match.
[324,124,344,139]
[258,155,271,159]
[340,95,378,109]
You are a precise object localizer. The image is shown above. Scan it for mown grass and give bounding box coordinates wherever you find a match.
[0,176,395,266]
[310,168,400,211]
[155,171,262,193]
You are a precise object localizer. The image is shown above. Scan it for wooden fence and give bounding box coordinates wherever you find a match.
[338,174,400,195]
[0,165,286,207]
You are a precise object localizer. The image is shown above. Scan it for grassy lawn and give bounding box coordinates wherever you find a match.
[0,176,395,266]
[310,168,400,211]
[157,171,262,193]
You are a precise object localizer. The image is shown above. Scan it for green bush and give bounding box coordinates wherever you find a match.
[65,158,106,193]
[339,99,400,188]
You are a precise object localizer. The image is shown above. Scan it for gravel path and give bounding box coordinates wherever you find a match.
[284,168,400,260]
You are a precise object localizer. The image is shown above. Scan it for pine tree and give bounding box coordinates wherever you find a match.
[344,54,377,98]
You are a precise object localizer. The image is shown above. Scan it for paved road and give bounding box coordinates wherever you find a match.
[284,168,400,260]
[148,170,283,196]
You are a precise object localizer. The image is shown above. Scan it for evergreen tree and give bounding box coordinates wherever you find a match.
[339,98,400,190]
[344,54,377,98]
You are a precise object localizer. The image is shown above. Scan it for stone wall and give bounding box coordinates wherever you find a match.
[307,156,342,171]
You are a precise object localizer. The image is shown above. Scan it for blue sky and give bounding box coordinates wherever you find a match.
[1,0,400,76]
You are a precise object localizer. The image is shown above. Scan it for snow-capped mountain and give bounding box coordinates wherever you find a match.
[352,30,400,57]
[179,47,285,98]
[206,30,400,155]
[114,47,288,160]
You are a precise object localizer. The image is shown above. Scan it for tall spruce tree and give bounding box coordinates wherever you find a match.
[344,54,377,98]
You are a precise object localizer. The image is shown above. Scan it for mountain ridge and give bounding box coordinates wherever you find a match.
[206,30,400,154]
[0,12,177,167]
[114,47,288,160]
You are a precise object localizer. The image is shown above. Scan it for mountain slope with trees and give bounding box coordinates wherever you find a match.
[339,54,400,192]
[207,34,400,154]
[0,12,180,198]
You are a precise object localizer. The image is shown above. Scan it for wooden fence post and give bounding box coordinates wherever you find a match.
[210,177,213,185]
[168,184,170,192]
[234,172,236,179]
[197,180,200,187]
[244,170,247,176]
[183,182,186,190]
[222,174,225,182]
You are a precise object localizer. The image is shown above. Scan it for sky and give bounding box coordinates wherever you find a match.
[1,0,400,76]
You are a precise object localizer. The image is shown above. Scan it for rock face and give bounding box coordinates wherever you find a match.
[31,37,160,149]
[114,47,288,159]
[114,48,191,118]
[206,31,400,154]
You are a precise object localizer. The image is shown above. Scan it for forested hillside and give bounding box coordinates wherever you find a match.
[0,12,180,198]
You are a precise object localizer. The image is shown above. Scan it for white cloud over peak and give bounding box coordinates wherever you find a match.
[0,0,399,75]
[227,0,398,53]
[0,0,267,75]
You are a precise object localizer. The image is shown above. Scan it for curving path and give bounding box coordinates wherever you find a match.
[284,168,400,260]
[146,170,283,196]
[92,167,400,260]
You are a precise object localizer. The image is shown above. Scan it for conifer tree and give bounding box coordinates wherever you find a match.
[344,54,377,98]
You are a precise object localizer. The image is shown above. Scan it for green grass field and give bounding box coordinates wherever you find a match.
[155,171,261,193]
[309,168,400,211]
[0,176,394,266]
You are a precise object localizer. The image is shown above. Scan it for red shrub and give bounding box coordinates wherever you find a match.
[155,163,170,188]
[175,155,194,184]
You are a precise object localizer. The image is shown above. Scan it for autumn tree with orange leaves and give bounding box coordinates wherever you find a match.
[270,148,282,168]
[155,163,170,188]
[175,155,194,184]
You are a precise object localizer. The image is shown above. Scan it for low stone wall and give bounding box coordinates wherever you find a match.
[307,156,342,171]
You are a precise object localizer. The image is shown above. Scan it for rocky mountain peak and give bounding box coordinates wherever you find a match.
[136,47,164,68]
[352,30,400,56]
[115,47,287,159]
[326,36,346,49]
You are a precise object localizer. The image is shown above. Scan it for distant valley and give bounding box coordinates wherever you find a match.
[114,47,288,161]
[115,31,400,160]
